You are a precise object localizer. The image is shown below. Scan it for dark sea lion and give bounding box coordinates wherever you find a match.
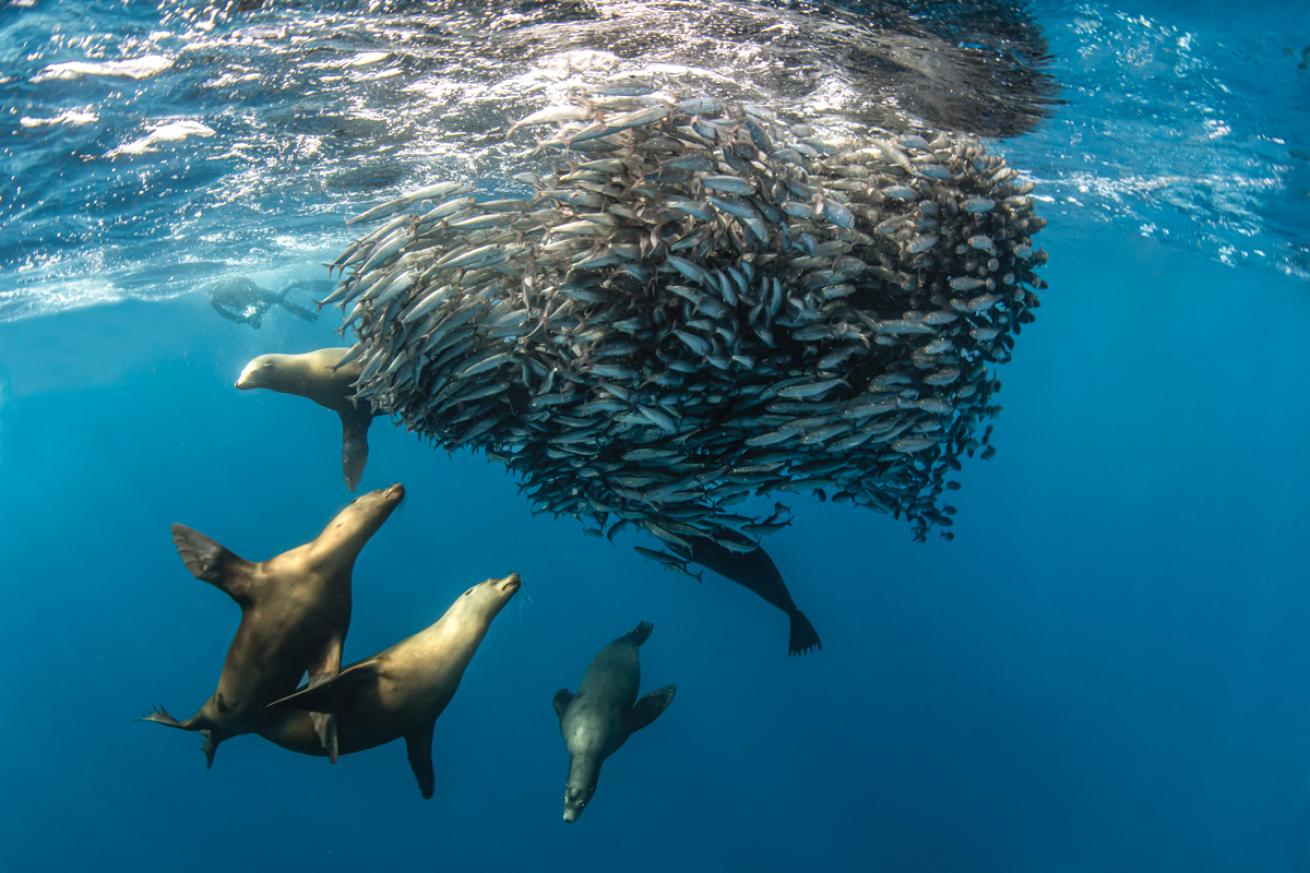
[553,622,676,823]
[688,538,822,657]
[259,573,522,799]
[144,483,405,766]
[236,347,378,490]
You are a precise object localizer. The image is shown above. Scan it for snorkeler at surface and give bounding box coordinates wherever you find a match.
[206,276,327,328]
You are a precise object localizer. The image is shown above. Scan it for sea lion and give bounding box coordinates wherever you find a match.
[259,573,522,799]
[553,622,676,823]
[688,538,822,656]
[235,347,378,490]
[144,483,405,766]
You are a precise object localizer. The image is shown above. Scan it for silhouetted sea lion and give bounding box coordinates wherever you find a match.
[144,483,405,765]
[236,347,378,490]
[553,621,676,822]
[688,538,821,656]
[259,573,521,798]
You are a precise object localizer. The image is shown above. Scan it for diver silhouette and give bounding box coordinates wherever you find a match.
[206,277,327,328]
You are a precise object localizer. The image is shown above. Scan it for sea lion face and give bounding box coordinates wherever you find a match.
[453,573,521,622]
[234,354,285,390]
[314,482,406,556]
[562,783,592,823]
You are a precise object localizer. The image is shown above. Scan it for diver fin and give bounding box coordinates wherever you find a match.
[339,410,372,492]
[787,609,822,657]
[266,660,380,715]
[404,721,436,800]
[622,621,653,647]
[628,685,676,733]
[170,524,255,604]
[552,689,575,722]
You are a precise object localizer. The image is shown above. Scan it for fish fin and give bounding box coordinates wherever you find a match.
[339,411,372,491]
[628,685,676,734]
[552,689,575,722]
[622,621,653,647]
[170,524,255,604]
[787,610,822,657]
[266,660,380,715]
[404,721,436,799]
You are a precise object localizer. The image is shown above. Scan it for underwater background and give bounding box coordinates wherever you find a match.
[2,1,1309,871]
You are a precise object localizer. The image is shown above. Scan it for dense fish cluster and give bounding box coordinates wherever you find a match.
[323,92,1046,564]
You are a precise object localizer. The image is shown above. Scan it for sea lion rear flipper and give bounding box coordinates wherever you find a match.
[552,689,575,723]
[266,660,380,714]
[339,410,372,492]
[404,721,436,800]
[787,609,822,657]
[628,685,676,734]
[170,524,255,604]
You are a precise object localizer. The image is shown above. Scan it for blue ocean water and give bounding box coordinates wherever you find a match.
[2,2,1309,872]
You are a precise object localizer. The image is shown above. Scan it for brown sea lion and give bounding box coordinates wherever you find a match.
[258,573,521,798]
[235,347,377,490]
[554,621,676,822]
[144,483,405,766]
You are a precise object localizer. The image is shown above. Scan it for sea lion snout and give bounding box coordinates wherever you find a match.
[234,354,276,390]
[499,572,521,593]
[382,482,405,502]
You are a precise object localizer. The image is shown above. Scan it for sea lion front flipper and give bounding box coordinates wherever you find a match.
[628,684,676,734]
[170,524,256,604]
[404,721,436,800]
[306,637,345,763]
[339,410,372,492]
[553,689,575,723]
[266,660,380,714]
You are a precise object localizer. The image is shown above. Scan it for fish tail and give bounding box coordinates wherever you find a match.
[787,610,822,656]
[624,621,654,647]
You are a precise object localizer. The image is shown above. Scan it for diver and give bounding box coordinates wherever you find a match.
[205,276,328,328]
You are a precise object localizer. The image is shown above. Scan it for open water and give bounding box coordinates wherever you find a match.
[1,2,1308,872]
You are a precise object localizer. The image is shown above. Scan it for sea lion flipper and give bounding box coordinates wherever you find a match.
[553,689,575,722]
[339,410,372,492]
[170,524,255,603]
[628,684,676,734]
[404,721,436,800]
[787,609,822,656]
[266,660,380,714]
[307,638,344,762]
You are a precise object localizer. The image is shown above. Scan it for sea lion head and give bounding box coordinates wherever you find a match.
[452,572,521,622]
[234,353,286,390]
[315,482,406,556]
[562,777,594,823]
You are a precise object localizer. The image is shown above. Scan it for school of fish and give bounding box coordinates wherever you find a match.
[320,91,1047,570]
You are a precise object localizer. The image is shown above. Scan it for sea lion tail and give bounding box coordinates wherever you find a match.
[787,610,822,656]
[623,621,654,647]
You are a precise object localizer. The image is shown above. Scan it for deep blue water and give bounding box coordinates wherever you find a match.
[3,2,1310,872]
